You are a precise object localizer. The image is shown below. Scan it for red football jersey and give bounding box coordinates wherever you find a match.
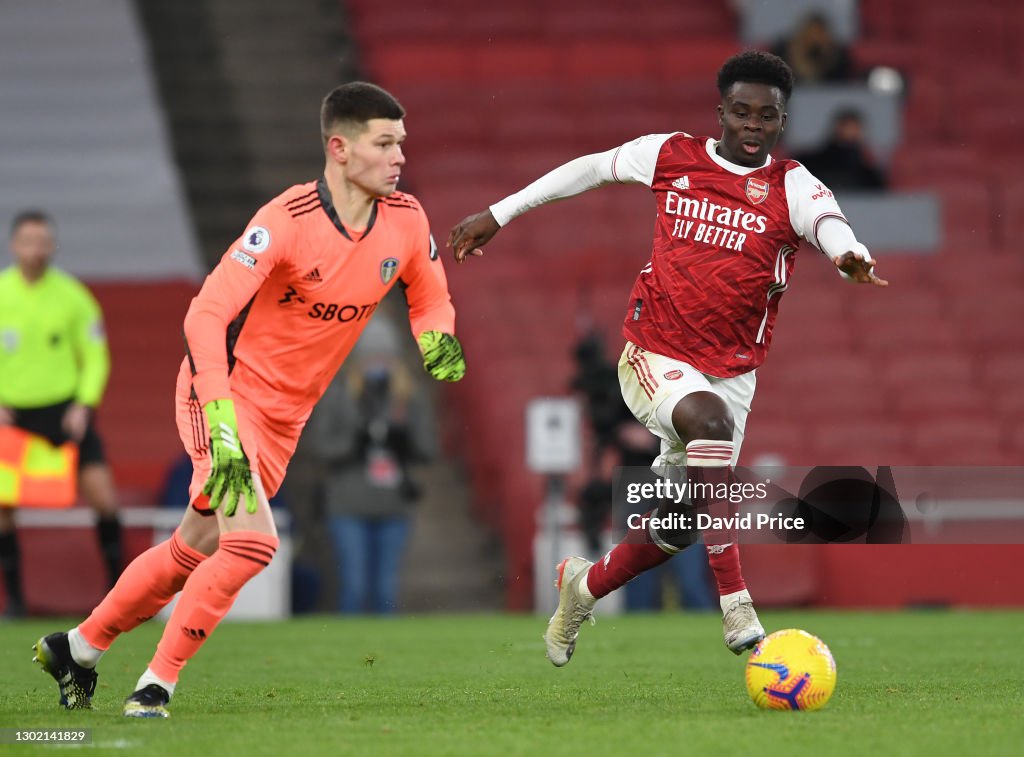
[612,134,848,378]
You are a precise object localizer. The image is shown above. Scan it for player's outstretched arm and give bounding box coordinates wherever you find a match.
[835,251,888,286]
[448,210,500,264]
[448,143,650,264]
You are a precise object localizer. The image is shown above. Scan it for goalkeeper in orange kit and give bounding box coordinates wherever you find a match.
[32,82,465,718]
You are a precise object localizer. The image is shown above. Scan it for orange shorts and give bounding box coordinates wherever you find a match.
[175,364,301,508]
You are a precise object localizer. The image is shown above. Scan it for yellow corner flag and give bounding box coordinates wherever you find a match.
[0,426,78,508]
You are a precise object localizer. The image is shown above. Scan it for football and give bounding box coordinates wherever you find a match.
[745,629,837,711]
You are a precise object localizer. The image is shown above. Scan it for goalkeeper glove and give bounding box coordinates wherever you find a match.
[201,398,257,516]
[418,331,466,382]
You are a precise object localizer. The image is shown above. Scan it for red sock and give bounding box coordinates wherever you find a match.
[79,529,206,651]
[706,543,746,595]
[584,510,674,599]
[149,531,278,683]
[686,439,747,596]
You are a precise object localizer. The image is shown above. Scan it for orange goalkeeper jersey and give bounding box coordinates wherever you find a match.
[181,179,455,425]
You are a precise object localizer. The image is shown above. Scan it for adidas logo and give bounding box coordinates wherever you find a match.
[671,176,690,190]
[181,626,207,641]
[302,268,321,282]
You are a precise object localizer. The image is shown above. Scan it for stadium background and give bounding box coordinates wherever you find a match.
[2,0,1021,616]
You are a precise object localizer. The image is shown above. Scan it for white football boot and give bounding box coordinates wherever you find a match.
[722,589,766,654]
[543,557,596,666]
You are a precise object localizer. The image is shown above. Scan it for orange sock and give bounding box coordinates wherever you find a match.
[78,529,206,651]
[149,531,278,683]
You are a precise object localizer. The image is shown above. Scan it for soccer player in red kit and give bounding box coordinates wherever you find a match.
[33,82,466,717]
[449,52,886,665]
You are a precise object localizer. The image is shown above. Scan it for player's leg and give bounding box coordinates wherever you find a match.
[0,506,25,617]
[78,460,123,589]
[543,343,706,666]
[703,370,763,651]
[33,506,218,710]
[124,473,279,718]
[124,397,297,717]
[578,346,715,599]
[33,386,219,709]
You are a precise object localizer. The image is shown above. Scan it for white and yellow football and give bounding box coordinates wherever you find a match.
[745,629,837,711]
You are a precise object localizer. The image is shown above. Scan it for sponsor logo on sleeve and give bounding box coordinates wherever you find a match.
[231,249,257,270]
[242,225,271,253]
[744,177,770,205]
[380,257,399,283]
[810,183,834,201]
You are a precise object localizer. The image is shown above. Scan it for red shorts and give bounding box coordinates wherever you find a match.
[175,364,301,508]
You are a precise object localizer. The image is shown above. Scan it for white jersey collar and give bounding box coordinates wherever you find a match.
[705,138,772,175]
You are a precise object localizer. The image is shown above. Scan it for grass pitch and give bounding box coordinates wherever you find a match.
[2,611,1022,755]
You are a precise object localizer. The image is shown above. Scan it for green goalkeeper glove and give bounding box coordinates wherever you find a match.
[418,331,466,382]
[201,398,257,516]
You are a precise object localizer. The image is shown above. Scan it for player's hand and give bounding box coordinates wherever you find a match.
[447,210,500,264]
[418,331,466,382]
[201,398,257,516]
[835,251,888,286]
[0,406,13,427]
[61,402,90,443]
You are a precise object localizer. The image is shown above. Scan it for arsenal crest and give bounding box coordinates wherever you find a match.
[744,177,770,205]
[380,257,399,284]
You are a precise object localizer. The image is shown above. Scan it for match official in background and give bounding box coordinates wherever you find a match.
[0,211,122,616]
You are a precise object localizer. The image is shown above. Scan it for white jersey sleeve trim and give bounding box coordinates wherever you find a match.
[489,133,678,227]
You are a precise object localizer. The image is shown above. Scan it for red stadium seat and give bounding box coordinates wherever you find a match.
[980,354,1024,391]
[911,417,1013,465]
[812,421,908,452]
[880,354,974,388]
[893,384,989,420]
[474,42,558,81]
[857,316,960,357]
[768,354,873,390]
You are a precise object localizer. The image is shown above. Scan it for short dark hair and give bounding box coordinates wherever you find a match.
[320,82,405,146]
[717,51,794,103]
[10,209,53,237]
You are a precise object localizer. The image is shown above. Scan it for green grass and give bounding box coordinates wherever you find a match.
[2,611,1022,755]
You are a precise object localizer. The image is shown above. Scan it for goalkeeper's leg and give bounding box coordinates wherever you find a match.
[77,508,219,652]
[36,509,217,710]
[124,474,278,718]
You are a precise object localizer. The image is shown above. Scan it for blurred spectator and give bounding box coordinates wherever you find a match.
[0,211,122,616]
[571,330,633,555]
[795,108,887,190]
[772,12,853,84]
[571,332,627,461]
[309,318,435,613]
